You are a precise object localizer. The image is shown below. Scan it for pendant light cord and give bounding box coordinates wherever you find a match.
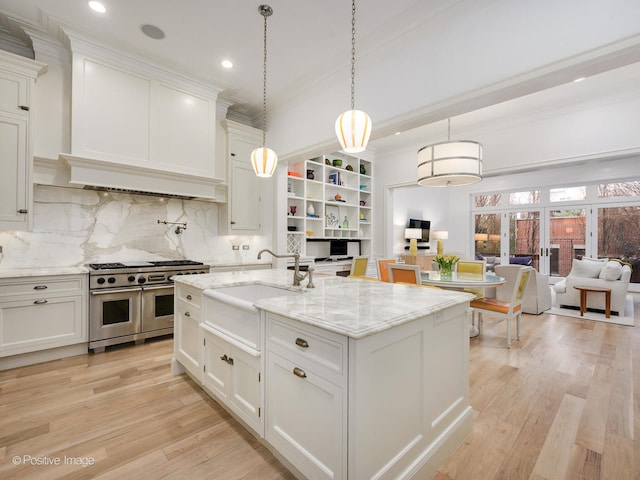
[350,0,356,110]
[261,9,268,147]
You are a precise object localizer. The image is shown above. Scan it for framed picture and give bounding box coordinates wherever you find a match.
[328,172,339,185]
[325,205,340,228]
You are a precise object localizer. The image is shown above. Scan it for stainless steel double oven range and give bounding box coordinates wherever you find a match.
[87,260,209,352]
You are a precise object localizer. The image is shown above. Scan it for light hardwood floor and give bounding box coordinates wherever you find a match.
[1,298,639,480]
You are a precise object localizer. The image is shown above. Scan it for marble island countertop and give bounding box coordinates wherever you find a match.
[174,269,473,339]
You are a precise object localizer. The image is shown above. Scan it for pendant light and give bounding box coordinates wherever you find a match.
[335,0,371,154]
[251,4,278,177]
[417,118,483,187]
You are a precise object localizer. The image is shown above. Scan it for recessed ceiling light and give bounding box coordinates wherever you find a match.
[88,1,106,13]
[394,132,402,135]
[141,24,165,40]
[221,60,233,69]
[574,77,585,83]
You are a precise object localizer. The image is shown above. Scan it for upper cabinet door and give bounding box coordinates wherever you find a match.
[0,71,29,117]
[0,117,28,227]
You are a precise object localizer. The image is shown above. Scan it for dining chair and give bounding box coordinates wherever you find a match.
[377,259,396,282]
[388,264,422,285]
[350,256,369,276]
[456,259,486,298]
[469,266,532,348]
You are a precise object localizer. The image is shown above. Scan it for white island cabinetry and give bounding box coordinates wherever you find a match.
[172,270,472,480]
[174,284,203,381]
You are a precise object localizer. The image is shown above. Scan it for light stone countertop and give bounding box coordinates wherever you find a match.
[0,266,89,279]
[174,269,473,339]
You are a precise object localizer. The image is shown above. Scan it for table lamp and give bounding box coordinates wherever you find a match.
[404,228,422,256]
[432,230,448,256]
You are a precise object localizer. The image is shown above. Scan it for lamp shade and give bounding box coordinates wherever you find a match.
[251,147,278,177]
[417,140,482,187]
[432,230,448,240]
[404,228,422,240]
[335,109,372,153]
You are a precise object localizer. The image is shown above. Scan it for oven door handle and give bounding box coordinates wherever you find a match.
[141,284,174,292]
[91,287,142,296]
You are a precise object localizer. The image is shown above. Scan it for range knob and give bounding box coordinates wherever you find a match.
[138,276,147,284]
[128,275,136,282]
[97,277,106,284]
[107,277,116,284]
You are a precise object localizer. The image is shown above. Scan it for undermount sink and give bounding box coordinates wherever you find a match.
[203,283,301,351]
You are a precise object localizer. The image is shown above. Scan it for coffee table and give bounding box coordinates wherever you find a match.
[573,285,611,318]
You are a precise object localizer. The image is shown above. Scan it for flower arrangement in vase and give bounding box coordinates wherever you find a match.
[435,254,459,279]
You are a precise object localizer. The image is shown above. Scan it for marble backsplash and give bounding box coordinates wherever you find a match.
[0,185,272,269]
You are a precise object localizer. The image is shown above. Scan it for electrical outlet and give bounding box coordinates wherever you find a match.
[242,245,250,250]
[232,245,240,251]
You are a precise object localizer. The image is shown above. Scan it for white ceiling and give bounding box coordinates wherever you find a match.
[1,0,640,158]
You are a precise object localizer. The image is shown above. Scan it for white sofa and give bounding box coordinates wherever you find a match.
[493,265,552,315]
[553,258,632,315]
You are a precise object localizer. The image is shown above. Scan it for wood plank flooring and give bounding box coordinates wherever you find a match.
[1,296,639,479]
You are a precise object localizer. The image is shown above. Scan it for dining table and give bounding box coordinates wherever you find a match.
[420,271,506,337]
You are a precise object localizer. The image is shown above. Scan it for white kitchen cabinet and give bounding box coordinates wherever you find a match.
[219,120,263,234]
[0,274,87,358]
[174,285,203,381]
[287,155,372,256]
[202,325,262,434]
[0,51,45,230]
[265,314,348,480]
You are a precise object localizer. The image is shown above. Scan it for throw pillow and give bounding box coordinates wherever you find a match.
[570,258,603,278]
[599,261,623,281]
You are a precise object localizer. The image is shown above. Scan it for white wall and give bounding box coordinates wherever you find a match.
[270,0,640,160]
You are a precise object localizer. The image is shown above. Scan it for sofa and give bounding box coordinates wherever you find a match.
[553,258,632,315]
[491,265,552,314]
[476,254,533,272]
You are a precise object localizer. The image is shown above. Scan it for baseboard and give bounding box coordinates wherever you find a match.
[0,343,88,371]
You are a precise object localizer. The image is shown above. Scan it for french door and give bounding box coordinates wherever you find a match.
[476,204,639,290]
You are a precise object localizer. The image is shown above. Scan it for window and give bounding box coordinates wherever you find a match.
[598,181,640,198]
[509,190,540,205]
[474,193,501,208]
[550,186,586,202]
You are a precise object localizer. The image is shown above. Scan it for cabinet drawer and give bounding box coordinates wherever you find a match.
[0,276,84,299]
[175,285,201,310]
[266,314,347,378]
[176,299,201,323]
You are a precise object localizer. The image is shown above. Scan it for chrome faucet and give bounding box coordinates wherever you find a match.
[257,249,314,288]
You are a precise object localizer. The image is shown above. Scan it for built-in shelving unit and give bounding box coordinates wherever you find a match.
[286,154,372,256]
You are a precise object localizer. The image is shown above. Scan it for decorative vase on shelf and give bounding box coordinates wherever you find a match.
[307,169,314,180]
[342,216,349,229]
[307,204,315,216]
[360,164,366,175]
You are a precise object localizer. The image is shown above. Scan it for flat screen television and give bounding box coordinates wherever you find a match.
[408,219,431,242]
[329,239,348,257]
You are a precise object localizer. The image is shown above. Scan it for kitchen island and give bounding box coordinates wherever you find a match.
[172,269,473,480]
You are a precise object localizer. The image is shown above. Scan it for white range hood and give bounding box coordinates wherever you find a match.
[61,154,222,200]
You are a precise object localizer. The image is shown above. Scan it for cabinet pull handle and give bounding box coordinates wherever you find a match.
[19,105,30,111]
[33,285,48,290]
[227,357,234,366]
[295,338,309,348]
[186,294,192,300]
[221,354,228,362]
[184,311,191,317]
[34,299,48,305]
[293,367,307,378]
[17,209,28,214]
